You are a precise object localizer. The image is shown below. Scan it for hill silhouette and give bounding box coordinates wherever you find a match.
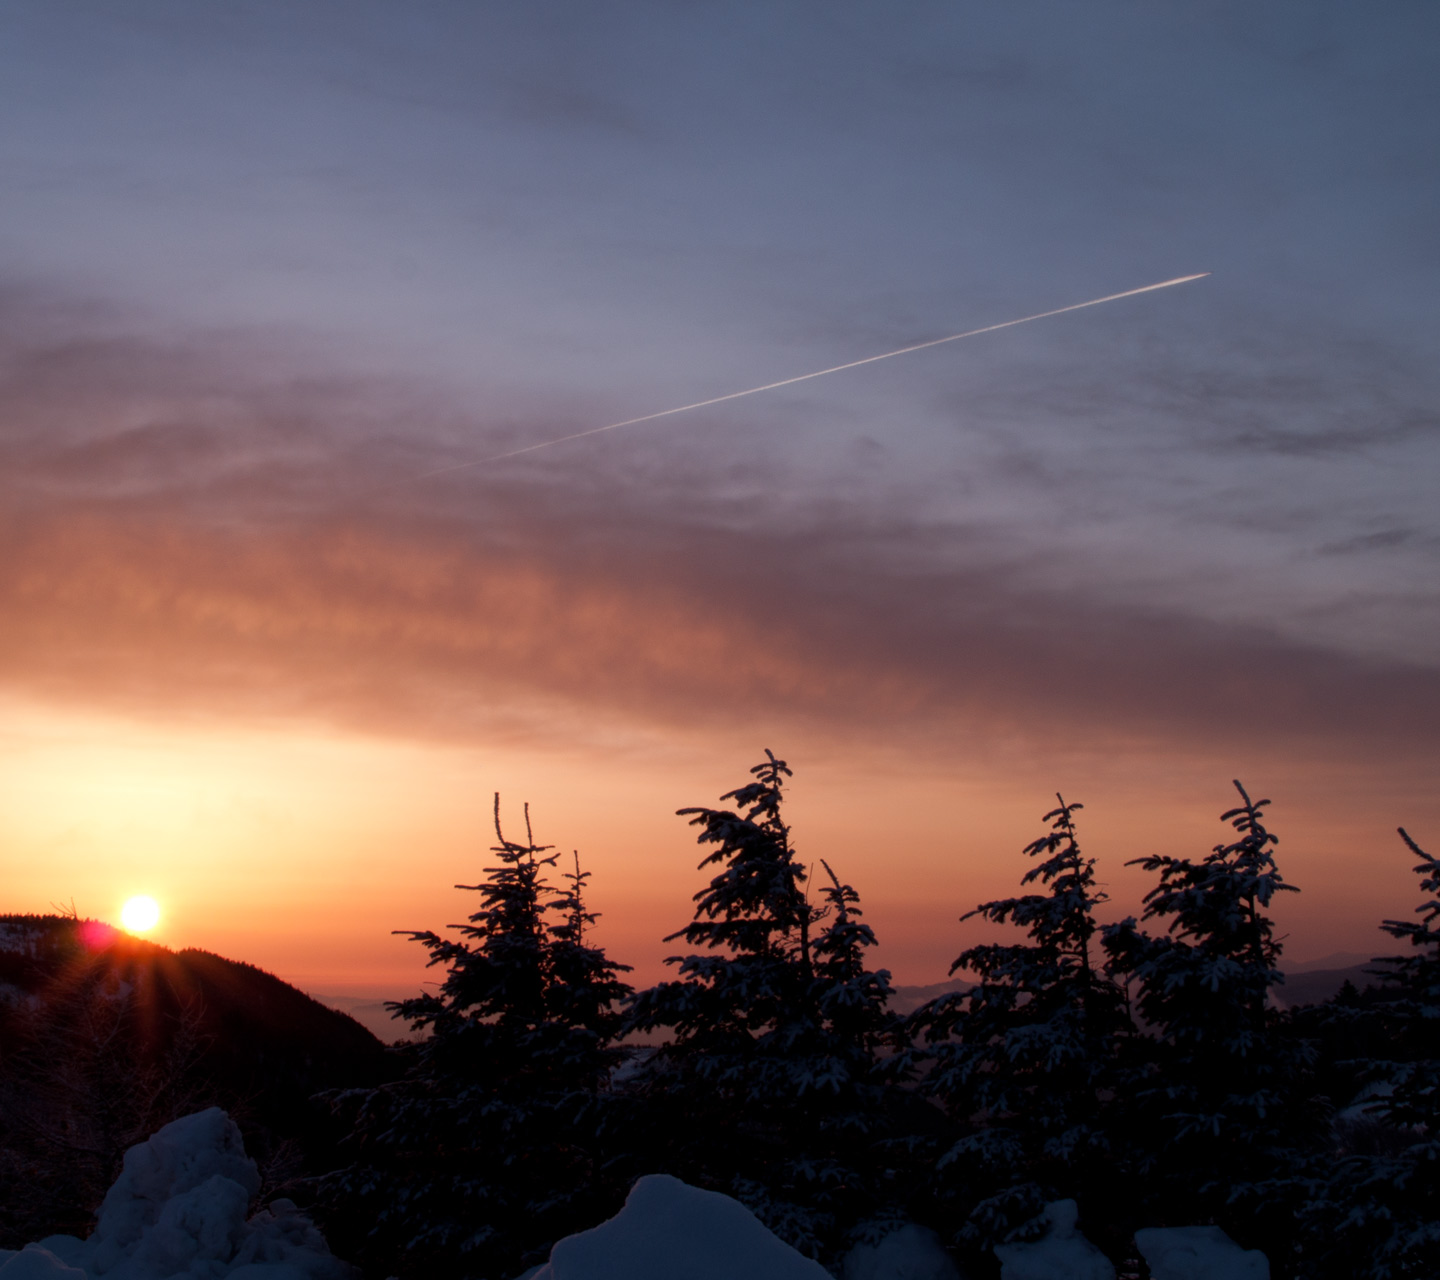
[0,915,395,1246]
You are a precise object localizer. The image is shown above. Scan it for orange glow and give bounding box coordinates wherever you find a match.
[2,695,1433,998]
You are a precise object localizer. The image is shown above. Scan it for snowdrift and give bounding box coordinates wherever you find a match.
[1135,1226,1270,1280]
[991,1202,1269,1280]
[842,1224,958,1280]
[1,1108,1272,1280]
[526,1175,962,1280]
[0,1109,349,1280]
[993,1200,1114,1280]
[529,1175,830,1280]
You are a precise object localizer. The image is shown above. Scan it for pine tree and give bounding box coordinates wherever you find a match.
[1298,827,1440,1279]
[1101,781,1316,1259]
[792,862,911,1243]
[544,849,635,1082]
[909,795,1131,1249]
[1370,828,1440,1134]
[626,749,812,1089]
[625,751,903,1263]
[811,860,901,1081]
[319,797,632,1280]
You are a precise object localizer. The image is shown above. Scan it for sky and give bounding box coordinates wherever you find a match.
[2,1,1438,994]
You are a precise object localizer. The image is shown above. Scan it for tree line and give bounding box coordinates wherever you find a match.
[316,751,1439,1280]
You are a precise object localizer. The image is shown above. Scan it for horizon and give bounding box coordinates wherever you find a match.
[3,2,1437,995]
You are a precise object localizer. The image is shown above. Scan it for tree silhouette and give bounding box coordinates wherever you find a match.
[910,796,1131,1248]
[321,797,631,1280]
[1299,827,1440,1279]
[1102,781,1316,1258]
[626,751,904,1263]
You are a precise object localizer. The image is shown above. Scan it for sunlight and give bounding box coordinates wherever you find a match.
[121,895,161,933]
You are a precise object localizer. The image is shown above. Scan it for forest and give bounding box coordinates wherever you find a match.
[1,751,1435,1280]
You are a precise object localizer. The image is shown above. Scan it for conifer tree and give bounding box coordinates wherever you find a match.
[1299,827,1440,1279]
[909,796,1130,1248]
[320,797,632,1280]
[790,862,910,1240]
[811,860,900,1077]
[1371,828,1440,1131]
[1101,781,1316,1256]
[626,751,903,1263]
[545,850,635,1079]
[626,750,812,1088]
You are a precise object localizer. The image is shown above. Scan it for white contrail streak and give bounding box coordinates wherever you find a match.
[402,272,1209,484]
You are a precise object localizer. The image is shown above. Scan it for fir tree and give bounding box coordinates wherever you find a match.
[810,860,901,1079]
[545,849,635,1077]
[1370,828,1440,1132]
[626,749,812,1091]
[909,795,1131,1249]
[794,862,911,1240]
[319,797,632,1280]
[1298,827,1440,1279]
[1101,781,1316,1259]
[625,751,904,1263]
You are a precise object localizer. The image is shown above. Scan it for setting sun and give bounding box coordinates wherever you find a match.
[120,895,161,933]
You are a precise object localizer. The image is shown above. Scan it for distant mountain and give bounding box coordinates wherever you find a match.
[888,978,970,1016]
[1274,962,1393,1010]
[1286,951,1380,974]
[888,962,1397,1014]
[0,915,397,1247]
[311,992,425,1042]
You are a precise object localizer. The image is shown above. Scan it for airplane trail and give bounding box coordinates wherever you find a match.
[401,272,1209,484]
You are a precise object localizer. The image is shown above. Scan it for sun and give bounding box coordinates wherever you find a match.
[120,895,161,933]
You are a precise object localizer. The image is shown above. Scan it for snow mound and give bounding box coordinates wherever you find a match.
[993,1201,1114,1280]
[0,1248,88,1280]
[0,1108,349,1280]
[531,1174,830,1280]
[1134,1226,1269,1280]
[842,1224,960,1280]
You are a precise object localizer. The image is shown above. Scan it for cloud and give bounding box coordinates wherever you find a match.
[3,292,1437,774]
[6,491,1440,764]
[1317,527,1429,556]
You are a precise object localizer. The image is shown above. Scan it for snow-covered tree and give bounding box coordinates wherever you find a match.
[320,797,632,1280]
[625,752,905,1264]
[626,750,813,1090]
[1101,781,1317,1258]
[909,796,1131,1249]
[544,849,636,1073]
[1297,827,1440,1279]
[811,860,900,1074]
[1370,827,1440,1130]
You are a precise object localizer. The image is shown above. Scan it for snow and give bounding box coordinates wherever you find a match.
[0,1109,349,1280]
[529,1174,831,1280]
[993,1201,1115,1280]
[1134,1226,1269,1280]
[841,1224,959,1280]
[0,1249,87,1280]
[0,1109,1277,1280]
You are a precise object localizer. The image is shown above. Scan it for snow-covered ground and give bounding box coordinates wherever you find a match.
[0,1110,349,1280]
[0,1110,1270,1280]
[1135,1226,1270,1280]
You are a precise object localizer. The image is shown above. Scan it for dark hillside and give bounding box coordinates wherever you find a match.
[0,915,396,1246]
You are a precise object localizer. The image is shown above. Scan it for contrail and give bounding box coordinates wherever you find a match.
[402,272,1209,484]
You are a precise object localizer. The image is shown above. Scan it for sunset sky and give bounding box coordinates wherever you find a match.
[3,2,1438,996]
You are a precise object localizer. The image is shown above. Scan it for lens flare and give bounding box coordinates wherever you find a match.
[120,895,161,933]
